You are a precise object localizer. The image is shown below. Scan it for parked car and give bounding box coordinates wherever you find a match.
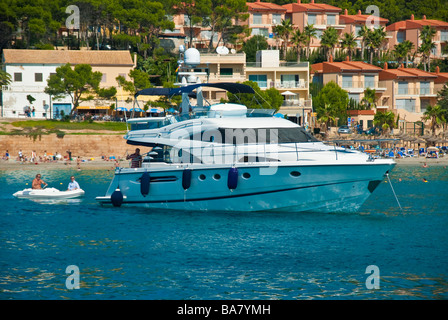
[338,125,352,134]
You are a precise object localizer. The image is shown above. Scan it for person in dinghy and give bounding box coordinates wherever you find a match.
[32,174,48,189]
[67,176,80,191]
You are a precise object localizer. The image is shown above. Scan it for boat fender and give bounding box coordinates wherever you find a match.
[227,167,238,190]
[111,187,124,207]
[182,168,192,190]
[140,172,150,197]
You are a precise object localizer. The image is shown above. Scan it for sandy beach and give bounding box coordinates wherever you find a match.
[1,154,447,171]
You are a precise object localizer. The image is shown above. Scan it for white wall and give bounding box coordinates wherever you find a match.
[2,64,72,118]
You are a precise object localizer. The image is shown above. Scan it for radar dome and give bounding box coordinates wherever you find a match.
[184,48,200,67]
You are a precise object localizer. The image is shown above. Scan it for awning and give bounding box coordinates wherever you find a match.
[281,91,296,96]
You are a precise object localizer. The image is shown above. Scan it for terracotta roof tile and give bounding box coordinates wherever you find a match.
[283,2,341,14]
[340,14,388,24]
[247,1,286,12]
[3,49,134,66]
[311,61,382,73]
[379,68,437,80]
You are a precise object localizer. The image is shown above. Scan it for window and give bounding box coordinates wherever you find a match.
[248,74,268,88]
[396,99,415,112]
[220,68,233,76]
[397,81,408,95]
[251,28,269,37]
[14,73,22,82]
[253,13,262,24]
[441,30,448,42]
[281,74,299,88]
[397,31,405,43]
[315,30,323,40]
[420,81,430,95]
[184,14,191,25]
[355,25,362,37]
[272,14,281,25]
[364,75,375,89]
[35,73,43,82]
[101,73,107,83]
[327,14,336,25]
[308,14,316,25]
[349,93,360,103]
[342,75,353,88]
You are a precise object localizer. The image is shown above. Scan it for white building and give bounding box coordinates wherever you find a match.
[1,49,135,118]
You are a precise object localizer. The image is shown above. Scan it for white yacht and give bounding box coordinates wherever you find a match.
[96,81,395,213]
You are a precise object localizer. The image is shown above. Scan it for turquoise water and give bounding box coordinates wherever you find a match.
[0,164,447,299]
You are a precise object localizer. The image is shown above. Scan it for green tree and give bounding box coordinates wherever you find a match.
[272,19,294,60]
[436,83,448,112]
[373,111,396,133]
[340,32,357,61]
[225,81,282,111]
[422,105,446,135]
[419,25,437,71]
[202,0,248,52]
[320,27,339,61]
[242,35,268,62]
[291,28,306,63]
[313,81,349,127]
[303,24,317,60]
[45,63,102,115]
[362,88,377,109]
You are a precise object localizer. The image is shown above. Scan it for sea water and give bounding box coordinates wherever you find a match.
[0,164,447,300]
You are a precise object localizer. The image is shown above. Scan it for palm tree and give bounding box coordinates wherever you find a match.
[357,25,370,61]
[422,105,446,135]
[318,103,337,132]
[273,19,293,60]
[320,27,339,61]
[291,28,306,63]
[303,24,317,60]
[393,42,408,66]
[419,25,437,71]
[373,110,395,133]
[402,40,415,67]
[341,32,357,61]
[362,88,377,109]
[364,27,387,64]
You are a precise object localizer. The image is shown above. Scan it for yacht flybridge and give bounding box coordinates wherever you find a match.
[96,48,395,212]
[96,82,395,212]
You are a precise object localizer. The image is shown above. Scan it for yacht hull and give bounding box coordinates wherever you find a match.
[96,161,395,213]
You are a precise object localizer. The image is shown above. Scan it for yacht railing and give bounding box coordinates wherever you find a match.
[133,142,353,168]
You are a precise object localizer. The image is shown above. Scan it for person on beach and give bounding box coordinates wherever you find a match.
[66,150,72,164]
[18,150,23,162]
[67,176,80,191]
[32,174,48,189]
[126,148,142,168]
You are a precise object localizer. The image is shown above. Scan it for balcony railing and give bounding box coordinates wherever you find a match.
[273,81,308,89]
[394,88,434,95]
[281,99,312,108]
[246,62,309,68]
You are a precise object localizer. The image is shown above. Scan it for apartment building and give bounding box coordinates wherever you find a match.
[387,15,448,59]
[243,0,287,47]
[339,9,389,50]
[1,49,135,118]
[283,0,343,51]
[311,56,385,129]
[378,64,438,122]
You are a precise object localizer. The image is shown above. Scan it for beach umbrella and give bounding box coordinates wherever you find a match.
[281,91,296,96]
[116,107,128,111]
[274,113,284,118]
[131,107,143,112]
[150,108,160,113]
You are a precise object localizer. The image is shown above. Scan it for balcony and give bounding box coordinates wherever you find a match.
[246,61,309,68]
[281,99,312,108]
[270,80,308,90]
[340,81,386,93]
[394,88,437,97]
